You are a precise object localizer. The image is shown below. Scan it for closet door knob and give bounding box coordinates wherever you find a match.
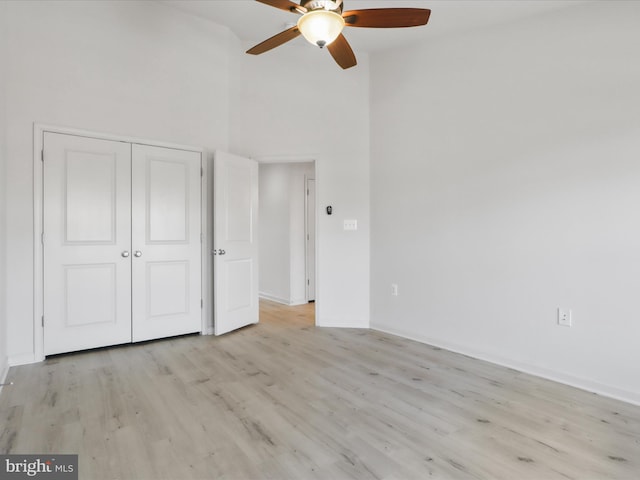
[121,251,130,258]
[134,250,143,257]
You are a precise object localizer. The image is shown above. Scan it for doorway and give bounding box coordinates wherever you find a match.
[258,161,316,324]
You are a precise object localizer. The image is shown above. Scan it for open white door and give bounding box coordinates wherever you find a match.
[214,151,259,335]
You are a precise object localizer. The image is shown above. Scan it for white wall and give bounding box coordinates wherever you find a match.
[259,164,292,303]
[259,162,314,305]
[370,1,640,404]
[230,40,370,328]
[0,1,9,382]
[3,0,231,363]
[3,0,371,365]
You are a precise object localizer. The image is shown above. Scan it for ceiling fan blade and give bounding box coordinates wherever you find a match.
[247,26,301,55]
[343,8,431,28]
[256,0,305,14]
[327,34,357,70]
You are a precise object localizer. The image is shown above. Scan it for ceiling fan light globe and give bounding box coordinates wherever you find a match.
[297,10,345,48]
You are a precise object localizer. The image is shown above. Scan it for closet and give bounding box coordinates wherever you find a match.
[42,132,202,355]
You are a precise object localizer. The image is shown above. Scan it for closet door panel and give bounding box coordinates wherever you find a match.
[43,132,133,355]
[131,144,202,342]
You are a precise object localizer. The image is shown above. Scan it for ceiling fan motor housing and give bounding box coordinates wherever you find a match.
[301,0,343,14]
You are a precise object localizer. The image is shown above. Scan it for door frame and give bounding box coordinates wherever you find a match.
[305,175,316,302]
[33,124,208,363]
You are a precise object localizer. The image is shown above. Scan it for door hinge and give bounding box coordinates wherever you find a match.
[307,189,309,195]
[201,299,203,308]
[201,167,204,177]
[41,150,44,162]
[307,279,310,285]
[41,316,44,327]
[41,232,45,245]
[200,233,203,243]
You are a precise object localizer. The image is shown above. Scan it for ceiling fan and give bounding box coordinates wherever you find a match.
[246,0,431,69]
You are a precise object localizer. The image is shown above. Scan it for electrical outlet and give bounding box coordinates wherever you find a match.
[558,308,572,327]
[391,284,398,296]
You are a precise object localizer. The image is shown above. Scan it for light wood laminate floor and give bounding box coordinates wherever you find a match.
[1,299,639,479]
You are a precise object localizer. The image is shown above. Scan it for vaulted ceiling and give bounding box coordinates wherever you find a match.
[161,0,582,54]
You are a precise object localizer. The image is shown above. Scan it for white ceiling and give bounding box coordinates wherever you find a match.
[160,0,582,54]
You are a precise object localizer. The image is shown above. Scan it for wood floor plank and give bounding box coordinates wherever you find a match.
[1,299,639,479]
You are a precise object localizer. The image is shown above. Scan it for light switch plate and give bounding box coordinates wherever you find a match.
[343,219,358,231]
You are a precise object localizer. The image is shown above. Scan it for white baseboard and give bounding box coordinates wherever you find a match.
[289,297,308,307]
[259,292,290,305]
[9,352,37,367]
[0,358,10,396]
[371,323,640,407]
[317,316,369,329]
[259,292,308,306]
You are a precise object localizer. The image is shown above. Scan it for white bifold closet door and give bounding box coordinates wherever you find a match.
[131,144,202,343]
[43,132,201,356]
